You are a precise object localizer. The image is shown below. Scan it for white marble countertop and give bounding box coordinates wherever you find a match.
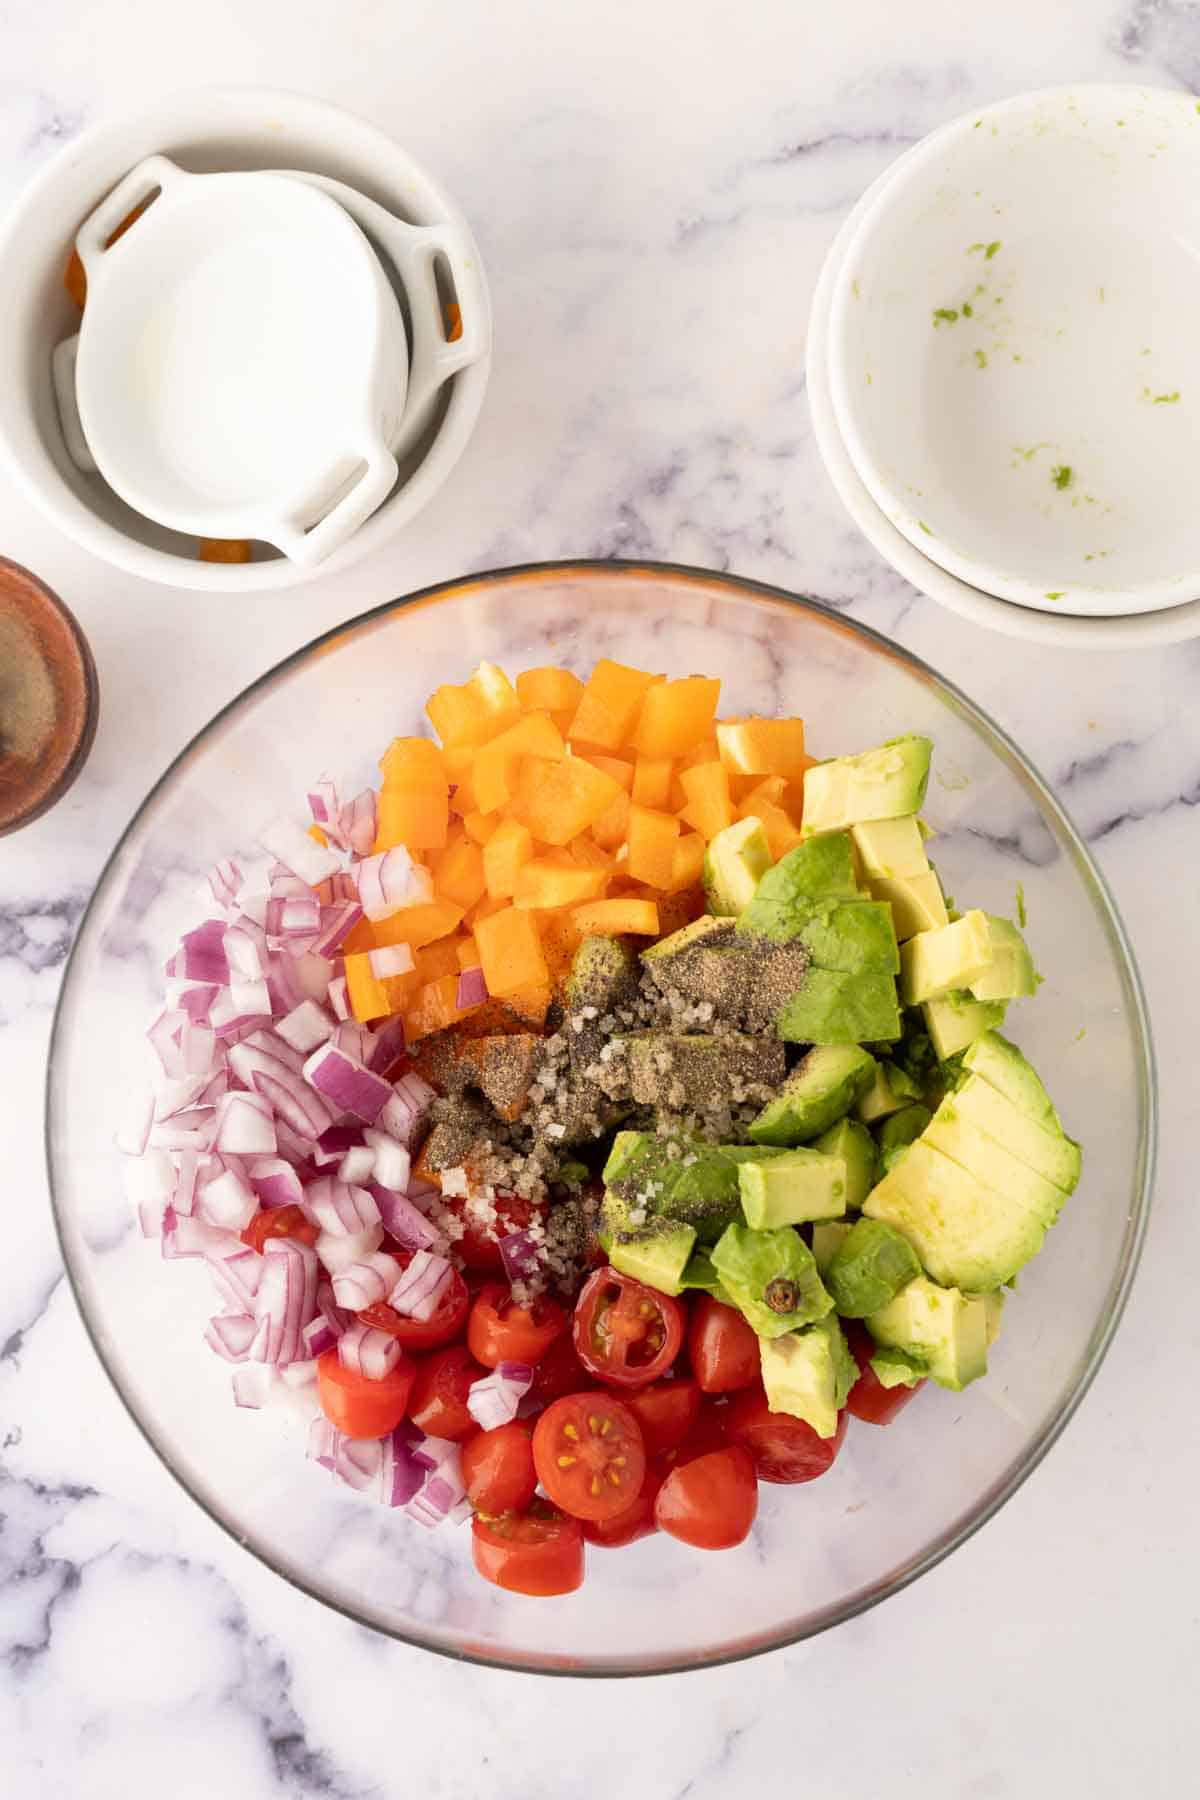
[1,2,1196,1794]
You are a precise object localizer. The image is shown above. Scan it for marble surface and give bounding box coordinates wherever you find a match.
[1,2,1196,1793]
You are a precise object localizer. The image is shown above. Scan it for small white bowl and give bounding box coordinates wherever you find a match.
[0,88,491,592]
[829,85,1200,619]
[806,119,1200,649]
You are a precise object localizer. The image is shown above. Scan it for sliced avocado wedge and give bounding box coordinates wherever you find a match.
[736,834,860,942]
[867,1273,988,1391]
[812,1219,854,1275]
[871,871,950,940]
[869,1345,927,1389]
[855,1058,921,1124]
[748,1045,877,1145]
[802,735,933,836]
[950,1075,1080,1192]
[877,1102,933,1171]
[961,1030,1062,1130]
[851,815,930,879]
[863,1137,1058,1290]
[704,816,772,916]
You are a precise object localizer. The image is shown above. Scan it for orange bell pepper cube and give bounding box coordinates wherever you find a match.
[516,666,585,722]
[631,755,674,809]
[677,733,721,770]
[456,935,482,971]
[578,752,634,792]
[511,756,624,846]
[665,830,706,893]
[514,854,609,910]
[434,837,487,911]
[472,711,566,814]
[630,676,721,758]
[413,938,466,984]
[678,762,734,839]
[731,773,787,808]
[345,951,391,1022]
[379,737,449,786]
[742,800,803,860]
[406,974,478,1041]
[463,809,499,845]
[567,660,659,751]
[503,983,552,1028]
[590,787,631,852]
[468,892,511,928]
[571,898,660,936]
[375,785,450,851]
[483,817,534,899]
[626,805,681,889]
[427,662,521,748]
[570,836,614,871]
[474,905,550,997]
[369,899,466,950]
[716,717,808,781]
[538,910,586,984]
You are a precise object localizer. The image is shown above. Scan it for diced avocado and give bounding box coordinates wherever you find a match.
[969,915,1039,1002]
[736,834,860,942]
[609,1223,697,1296]
[704,817,772,916]
[855,1058,921,1124]
[737,1148,847,1228]
[813,1117,877,1208]
[642,912,734,964]
[923,991,1007,1060]
[877,1102,933,1171]
[602,1131,742,1243]
[566,933,639,1014]
[795,900,901,975]
[869,1346,927,1388]
[850,816,930,879]
[621,1032,786,1109]
[812,1220,854,1274]
[950,1075,1081,1192]
[863,1138,1056,1290]
[748,1045,877,1145]
[677,1248,730,1300]
[759,1315,857,1439]
[826,1216,921,1317]
[867,1273,988,1391]
[802,735,933,835]
[870,871,950,940]
[775,968,902,1044]
[710,1223,833,1339]
[899,910,993,1005]
[961,1030,1061,1130]
[982,1289,1005,1347]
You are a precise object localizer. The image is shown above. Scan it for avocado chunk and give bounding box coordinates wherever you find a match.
[641,915,809,1034]
[950,1074,1081,1192]
[775,968,902,1044]
[802,735,933,836]
[609,1223,697,1296]
[923,991,1007,1060]
[812,1219,854,1274]
[851,815,930,879]
[863,1137,1059,1290]
[704,816,772,916]
[748,1045,877,1145]
[677,1247,730,1299]
[602,1130,742,1243]
[737,1147,848,1228]
[877,1102,933,1171]
[759,1315,857,1439]
[968,915,1039,1002]
[736,834,860,942]
[867,1274,988,1391]
[793,900,901,975]
[899,910,994,1005]
[642,912,734,964]
[960,1030,1061,1130]
[854,1058,921,1123]
[870,871,950,940]
[869,1345,926,1388]
[565,933,640,1014]
[826,1217,921,1317]
[621,1031,787,1111]
[813,1117,877,1208]
[710,1223,833,1338]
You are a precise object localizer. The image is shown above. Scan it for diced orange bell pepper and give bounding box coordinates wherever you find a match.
[570,837,613,871]
[630,676,721,757]
[502,983,552,1028]
[380,737,449,786]
[578,752,634,792]
[370,899,466,950]
[716,717,808,781]
[538,910,585,984]
[677,733,721,770]
[730,773,787,808]
[473,711,566,814]
[463,810,499,845]
[678,762,734,839]
[483,817,534,899]
[514,854,609,910]
[590,788,631,852]
[341,916,376,955]
[414,938,466,983]
[427,662,521,747]
[744,800,803,860]
[469,892,511,928]
[456,935,482,971]
[665,830,706,893]
[406,974,477,1041]
[631,756,674,809]
[434,837,487,911]
[308,823,329,848]
[626,805,681,888]
[449,771,478,818]
[511,756,623,846]
[375,785,450,852]
[474,906,550,997]
[516,666,585,725]
[571,898,660,936]
[345,951,391,1022]
[567,660,659,751]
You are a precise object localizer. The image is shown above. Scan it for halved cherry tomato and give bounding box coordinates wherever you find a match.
[572,1268,686,1389]
[241,1204,318,1252]
[527,1332,591,1409]
[661,1400,729,1470]
[471,1502,584,1596]
[316,1348,414,1440]
[725,1388,848,1483]
[844,1321,926,1426]
[582,1459,669,1548]
[468,1283,568,1369]
[624,1378,701,1457]
[461,1421,537,1514]
[408,1344,486,1441]
[359,1254,470,1353]
[532,1392,646,1522]
[441,1191,542,1272]
[687,1295,760,1394]
[654,1444,758,1549]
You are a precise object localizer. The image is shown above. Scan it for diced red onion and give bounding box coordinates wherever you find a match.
[205,1245,263,1312]
[309,900,364,960]
[315,1225,385,1275]
[243,1026,306,1073]
[466,1362,533,1431]
[197,1069,229,1108]
[173,1148,201,1217]
[255,1237,318,1366]
[210,985,271,1042]
[378,1071,437,1148]
[331,1020,373,1063]
[236,890,269,928]
[259,815,340,886]
[312,1123,363,1167]
[337,1323,402,1380]
[232,1364,272,1407]
[327,976,350,1021]
[154,1073,209,1120]
[276,1357,318,1390]
[369,1182,445,1253]
[178,920,230,984]
[412,1432,461,1473]
[252,1069,334,1142]
[176,983,220,1023]
[307,775,341,830]
[303,1042,391,1124]
[456,965,488,1009]
[367,944,414,980]
[204,1313,262,1363]
[317,1280,351,1338]
[214,1090,277,1156]
[275,999,334,1054]
[407,1177,441,1208]
[149,1111,212,1151]
[383,1427,426,1507]
[198,1166,257,1231]
[115,1090,155,1157]
[291,951,337,1003]
[407,1456,466,1529]
[355,847,433,922]
[179,1020,216,1077]
[389,1250,452,1321]
[333,1434,385,1492]
[301,1316,339,1358]
[305,1175,381,1236]
[307,1415,340,1471]
[147,1008,188,1077]
[338,1145,376,1186]
[331,1251,401,1311]
[208,857,243,911]
[499,1228,542,1283]
[162,1212,239,1260]
[362,1130,410,1193]
[247,1156,304,1208]
[270,867,312,899]
[223,923,264,982]
[339,788,377,857]
[364,1017,406,1075]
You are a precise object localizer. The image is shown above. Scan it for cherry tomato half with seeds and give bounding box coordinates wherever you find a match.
[843,1321,926,1426]
[687,1295,761,1394]
[623,1378,701,1457]
[582,1458,670,1548]
[471,1502,584,1597]
[241,1204,318,1253]
[532,1392,647,1522]
[725,1388,848,1483]
[468,1283,569,1369]
[316,1348,415,1440]
[407,1344,486,1441]
[358,1253,470,1353]
[461,1421,537,1515]
[654,1444,758,1549]
[572,1268,686,1389]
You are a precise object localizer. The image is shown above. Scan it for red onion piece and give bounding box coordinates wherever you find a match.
[312,1123,363,1167]
[499,1228,542,1283]
[172,1149,201,1217]
[407,1454,466,1529]
[369,1183,445,1254]
[214,1091,277,1156]
[302,1042,392,1124]
[147,1008,188,1078]
[252,1070,334,1142]
[208,857,243,911]
[456,965,488,1010]
[412,1432,461,1473]
[178,920,230,984]
[149,1111,212,1151]
[204,1313,262,1362]
[333,1435,385,1493]
[176,983,220,1024]
[210,986,271,1042]
[243,1026,306,1073]
[316,1225,385,1274]
[327,977,350,1022]
[247,1156,304,1208]
[307,776,340,831]
[179,1020,216,1077]
[337,1323,402,1380]
[362,1129,410,1192]
[338,1145,376,1187]
[232,1365,272,1408]
[378,1072,437,1148]
[301,1316,339,1358]
[384,1428,426,1508]
[331,1251,401,1311]
[305,1175,381,1236]
[163,1212,239,1260]
[340,789,378,858]
[355,847,433,922]
[317,1280,351,1339]
[223,923,264,982]
[389,1250,452,1321]
[198,1166,257,1231]
[307,1415,339,1471]
[365,1017,406,1075]
[466,1362,533,1431]
[331,1020,373,1063]
[367,944,414,980]
[275,999,334,1054]
[153,1073,209,1120]
[309,900,364,960]
[259,815,340,886]
[255,1237,318,1365]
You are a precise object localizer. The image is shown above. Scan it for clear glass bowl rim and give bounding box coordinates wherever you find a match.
[44,558,1157,1677]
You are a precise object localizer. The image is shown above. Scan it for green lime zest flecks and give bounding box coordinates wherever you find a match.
[917,520,933,534]
[1044,591,1065,601]
[1154,391,1181,404]
[974,349,988,368]
[1051,464,1073,491]
[1073,1026,1087,1043]
[985,240,1001,258]
[1015,883,1027,929]
[932,308,959,326]
[962,302,974,317]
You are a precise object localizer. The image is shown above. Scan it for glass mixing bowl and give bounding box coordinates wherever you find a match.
[46,562,1154,1675]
